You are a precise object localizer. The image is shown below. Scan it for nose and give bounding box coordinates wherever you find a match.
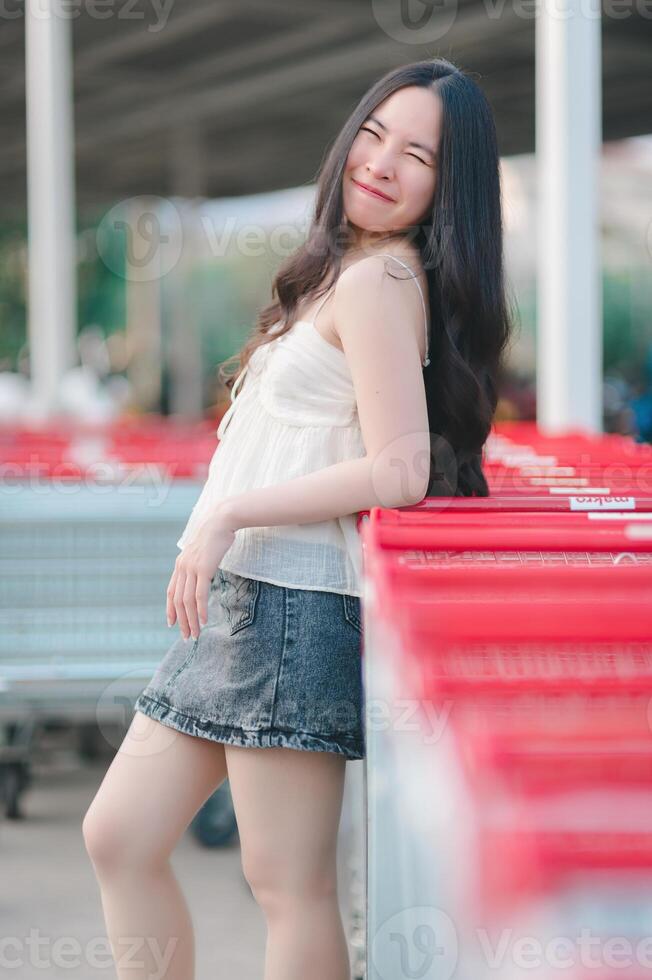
[366,146,395,181]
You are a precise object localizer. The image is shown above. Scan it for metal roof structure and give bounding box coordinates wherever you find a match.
[2,0,651,216]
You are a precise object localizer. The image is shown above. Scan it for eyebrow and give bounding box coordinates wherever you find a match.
[365,114,437,160]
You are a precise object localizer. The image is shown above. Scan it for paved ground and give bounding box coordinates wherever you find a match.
[1,737,364,979]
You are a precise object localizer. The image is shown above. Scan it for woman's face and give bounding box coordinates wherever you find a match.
[343,85,442,239]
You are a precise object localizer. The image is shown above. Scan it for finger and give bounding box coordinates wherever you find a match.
[196,573,210,628]
[166,567,178,626]
[183,570,200,640]
[174,567,191,639]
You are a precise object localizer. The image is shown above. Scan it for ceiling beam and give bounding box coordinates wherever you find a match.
[0,1,531,177]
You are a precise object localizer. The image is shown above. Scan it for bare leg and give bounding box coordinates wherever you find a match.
[225,744,350,980]
[82,711,228,980]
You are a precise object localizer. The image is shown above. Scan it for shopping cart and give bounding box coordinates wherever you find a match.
[0,419,214,817]
[359,423,652,980]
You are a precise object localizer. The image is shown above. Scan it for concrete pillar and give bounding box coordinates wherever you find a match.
[536,0,603,433]
[25,0,77,418]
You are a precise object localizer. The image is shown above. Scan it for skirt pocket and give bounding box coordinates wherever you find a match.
[217,569,261,635]
[342,593,362,632]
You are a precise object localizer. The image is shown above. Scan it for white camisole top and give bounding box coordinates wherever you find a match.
[176,254,430,597]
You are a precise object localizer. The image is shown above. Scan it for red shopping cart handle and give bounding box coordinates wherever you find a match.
[356,495,652,521]
[365,516,652,552]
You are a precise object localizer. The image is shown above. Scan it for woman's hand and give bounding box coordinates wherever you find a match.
[166,504,237,641]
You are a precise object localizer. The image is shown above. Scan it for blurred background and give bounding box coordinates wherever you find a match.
[1,1,651,978]
[0,0,651,434]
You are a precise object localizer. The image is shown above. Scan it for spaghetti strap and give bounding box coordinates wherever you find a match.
[232,364,248,400]
[216,362,248,438]
[217,321,282,438]
[310,254,430,366]
[376,253,430,367]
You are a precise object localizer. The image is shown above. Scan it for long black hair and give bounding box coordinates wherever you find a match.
[220,57,516,497]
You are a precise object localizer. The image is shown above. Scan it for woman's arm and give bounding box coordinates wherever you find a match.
[219,454,422,532]
[218,252,431,531]
[169,253,431,637]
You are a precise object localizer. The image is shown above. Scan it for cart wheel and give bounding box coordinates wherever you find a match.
[2,763,30,820]
[190,782,238,848]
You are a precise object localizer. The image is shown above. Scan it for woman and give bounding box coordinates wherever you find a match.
[83,58,513,980]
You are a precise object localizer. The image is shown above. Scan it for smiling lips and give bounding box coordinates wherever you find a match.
[351,178,395,203]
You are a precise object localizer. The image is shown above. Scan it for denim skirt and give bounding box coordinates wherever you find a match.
[134,568,366,761]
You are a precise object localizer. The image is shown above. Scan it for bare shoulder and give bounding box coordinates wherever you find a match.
[379,241,428,295]
[332,243,428,358]
[336,241,426,299]
[380,239,425,276]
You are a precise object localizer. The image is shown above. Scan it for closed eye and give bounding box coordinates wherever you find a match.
[360,127,429,166]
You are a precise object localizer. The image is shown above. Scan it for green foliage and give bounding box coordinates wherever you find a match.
[603,270,637,373]
[0,221,28,370]
[0,216,126,370]
[77,219,126,337]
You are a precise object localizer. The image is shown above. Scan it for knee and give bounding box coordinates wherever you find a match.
[241,847,338,914]
[82,802,127,873]
[82,800,163,876]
